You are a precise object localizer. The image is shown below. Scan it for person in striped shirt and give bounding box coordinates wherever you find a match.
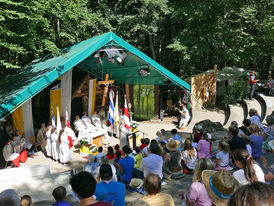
[140,173,175,206]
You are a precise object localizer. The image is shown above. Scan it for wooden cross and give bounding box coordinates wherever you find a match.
[98,74,114,106]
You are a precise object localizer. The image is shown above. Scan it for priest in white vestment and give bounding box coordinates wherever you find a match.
[91,114,110,144]
[58,129,71,164]
[81,112,91,125]
[74,115,85,138]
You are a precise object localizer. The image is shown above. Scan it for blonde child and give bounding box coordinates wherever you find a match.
[215,140,230,170]
[155,131,161,143]
[181,138,197,173]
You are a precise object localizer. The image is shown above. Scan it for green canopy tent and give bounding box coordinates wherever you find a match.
[0,32,200,120]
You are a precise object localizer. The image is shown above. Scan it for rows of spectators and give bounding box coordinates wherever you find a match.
[0,109,273,205]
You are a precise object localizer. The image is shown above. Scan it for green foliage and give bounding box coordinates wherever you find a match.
[0,0,273,81]
[221,80,249,107]
[133,85,155,120]
[0,0,111,75]
[168,0,273,78]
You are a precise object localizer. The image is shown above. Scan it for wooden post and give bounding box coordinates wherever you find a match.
[132,132,137,150]
[213,64,217,77]
[98,74,114,106]
[154,85,159,119]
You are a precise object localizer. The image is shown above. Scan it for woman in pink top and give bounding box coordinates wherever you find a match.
[197,133,211,158]
[179,158,214,206]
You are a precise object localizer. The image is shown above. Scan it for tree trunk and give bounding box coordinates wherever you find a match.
[138,85,141,115]
[146,95,149,117]
[149,35,156,60]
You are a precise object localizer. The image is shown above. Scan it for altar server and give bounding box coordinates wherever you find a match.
[51,127,59,161]
[58,129,71,164]
[45,125,52,157]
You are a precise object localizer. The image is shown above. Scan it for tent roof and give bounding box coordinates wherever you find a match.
[0,32,190,120]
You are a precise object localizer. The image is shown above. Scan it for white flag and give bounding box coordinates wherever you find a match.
[56,106,62,132]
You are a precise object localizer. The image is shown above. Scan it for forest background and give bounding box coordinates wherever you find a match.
[0,0,273,79]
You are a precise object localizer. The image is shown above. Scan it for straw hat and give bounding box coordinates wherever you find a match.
[129,178,143,189]
[202,170,239,206]
[166,140,180,151]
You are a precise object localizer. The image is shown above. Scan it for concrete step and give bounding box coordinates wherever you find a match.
[257,93,274,123]
[224,103,245,127]
[0,164,50,182]
[0,170,72,203]
[243,98,264,120]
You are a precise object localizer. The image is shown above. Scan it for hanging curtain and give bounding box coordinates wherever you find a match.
[88,79,97,117]
[50,88,61,122]
[22,99,34,140]
[61,69,72,119]
[12,106,24,135]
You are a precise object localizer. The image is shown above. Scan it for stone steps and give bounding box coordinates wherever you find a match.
[257,93,274,123]
[188,93,274,130]
[224,103,245,127]
[243,98,263,119]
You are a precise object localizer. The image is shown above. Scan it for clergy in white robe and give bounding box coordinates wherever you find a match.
[58,130,71,164]
[51,128,59,161]
[45,126,52,157]
[74,116,85,137]
[91,114,110,144]
[81,112,91,125]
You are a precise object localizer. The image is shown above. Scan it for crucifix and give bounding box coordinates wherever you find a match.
[98,74,114,106]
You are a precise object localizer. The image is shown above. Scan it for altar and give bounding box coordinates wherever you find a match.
[78,130,105,147]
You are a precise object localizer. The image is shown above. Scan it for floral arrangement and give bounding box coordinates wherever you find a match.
[79,138,89,147]
[89,144,98,153]
[130,120,139,129]
[79,138,98,154]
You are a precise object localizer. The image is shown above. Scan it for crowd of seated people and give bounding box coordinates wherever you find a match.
[0,108,273,206]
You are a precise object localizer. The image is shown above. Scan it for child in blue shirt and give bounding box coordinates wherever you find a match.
[52,186,72,206]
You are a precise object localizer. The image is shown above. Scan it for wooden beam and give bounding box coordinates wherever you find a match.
[72,74,89,100]
[98,74,114,106]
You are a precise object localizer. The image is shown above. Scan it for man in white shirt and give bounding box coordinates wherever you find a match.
[249,109,261,126]
[178,104,190,129]
[133,143,163,180]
